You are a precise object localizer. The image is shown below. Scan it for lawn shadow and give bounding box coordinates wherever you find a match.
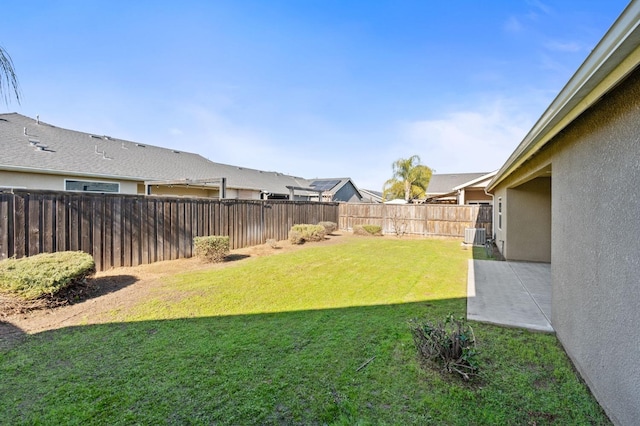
[87,275,139,299]
[0,320,27,351]
[0,298,605,425]
[225,254,251,262]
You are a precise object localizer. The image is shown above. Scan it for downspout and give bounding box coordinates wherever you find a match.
[484,187,495,240]
[484,187,504,257]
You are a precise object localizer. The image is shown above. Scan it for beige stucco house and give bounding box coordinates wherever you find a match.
[487,2,640,424]
[0,113,363,202]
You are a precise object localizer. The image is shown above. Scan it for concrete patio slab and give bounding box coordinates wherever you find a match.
[467,260,553,332]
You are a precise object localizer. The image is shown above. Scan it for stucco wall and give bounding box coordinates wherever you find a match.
[145,184,220,198]
[0,170,139,194]
[548,68,640,426]
[463,188,492,204]
[505,177,551,262]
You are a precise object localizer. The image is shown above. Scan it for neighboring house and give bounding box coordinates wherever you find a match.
[0,113,361,202]
[487,2,640,424]
[426,172,495,205]
[307,178,364,203]
[359,188,383,203]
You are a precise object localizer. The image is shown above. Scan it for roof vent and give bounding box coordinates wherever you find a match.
[173,150,180,154]
[36,115,40,125]
[136,143,146,148]
[90,134,102,139]
[23,127,27,135]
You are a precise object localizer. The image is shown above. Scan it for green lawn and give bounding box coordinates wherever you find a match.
[0,237,609,425]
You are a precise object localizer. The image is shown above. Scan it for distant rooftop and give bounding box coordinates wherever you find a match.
[426,172,489,195]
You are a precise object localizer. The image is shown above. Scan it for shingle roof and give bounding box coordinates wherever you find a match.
[426,173,489,195]
[0,113,310,195]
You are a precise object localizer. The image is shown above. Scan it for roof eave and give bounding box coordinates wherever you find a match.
[1,165,262,191]
[452,171,498,191]
[0,164,142,182]
[487,1,640,192]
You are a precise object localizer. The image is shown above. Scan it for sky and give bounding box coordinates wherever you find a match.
[0,1,631,191]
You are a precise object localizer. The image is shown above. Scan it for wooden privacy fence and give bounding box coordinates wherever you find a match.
[339,203,492,237]
[0,190,338,271]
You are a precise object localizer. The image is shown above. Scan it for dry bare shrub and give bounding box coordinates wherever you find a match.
[409,314,479,381]
[318,221,337,235]
[289,224,326,245]
[289,230,304,245]
[353,224,382,236]
[266,238,278,249]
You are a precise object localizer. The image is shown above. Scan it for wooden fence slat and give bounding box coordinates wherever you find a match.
[103,195,113,269]
[171,200,179,259]
[155,200,163,262]
[27,194,41,256]
[122,198,132,267]
[13,193,26,258]
[92,196,104,271]
[112,197,122,268]
[0,193,10,260]
[131,198,141,266]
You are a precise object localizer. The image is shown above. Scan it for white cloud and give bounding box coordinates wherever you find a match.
[184,106,278,167]
[504,16,524,33]
[396,101,534,174]
[526,0,552,16]
[543,40,583,52]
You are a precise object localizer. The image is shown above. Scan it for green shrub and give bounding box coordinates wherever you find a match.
[0,251,95,300]
[353,224,383,236]
[318,221,338,235]
[193,236,230,262]
[289,224,326,245]
[409,314,478,381]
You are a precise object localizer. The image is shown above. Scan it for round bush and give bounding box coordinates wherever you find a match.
[194,236,230,263]
[318,221,338,234]
[353,224,383,236]
[0,251,96,300]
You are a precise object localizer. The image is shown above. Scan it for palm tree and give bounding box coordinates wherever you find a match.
[0,46,20,105]
[383,155,432,202]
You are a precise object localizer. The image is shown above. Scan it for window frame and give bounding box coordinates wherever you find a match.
[64,179,120,194]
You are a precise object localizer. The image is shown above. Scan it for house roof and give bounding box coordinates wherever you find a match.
[452,171,497,191]
[488,1,640,192]
[360,188,383,203]
[308,177,363,199]
[0,113,310,195]
[426,172,489,195]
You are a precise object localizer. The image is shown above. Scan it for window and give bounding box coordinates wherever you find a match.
[65,179,120,193]
[498,197,502,230]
